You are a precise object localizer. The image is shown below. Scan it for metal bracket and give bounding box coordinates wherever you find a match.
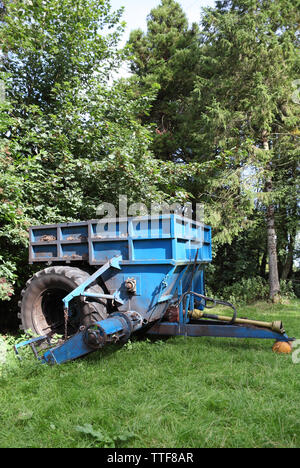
[62,255,123,310]
[14,335,51,361]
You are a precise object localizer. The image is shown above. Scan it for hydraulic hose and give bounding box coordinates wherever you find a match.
[178,291,237,325]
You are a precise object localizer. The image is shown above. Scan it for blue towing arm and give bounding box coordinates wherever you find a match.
[42,311,143,365]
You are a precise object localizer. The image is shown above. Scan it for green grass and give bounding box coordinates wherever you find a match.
[0,299,300,448]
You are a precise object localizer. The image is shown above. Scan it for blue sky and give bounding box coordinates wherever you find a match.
[110,0,216,46]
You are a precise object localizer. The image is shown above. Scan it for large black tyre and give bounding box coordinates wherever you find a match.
[18,266,108,337]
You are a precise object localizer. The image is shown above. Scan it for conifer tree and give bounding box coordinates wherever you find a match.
[193,0,299,300]
[128,0,201,161]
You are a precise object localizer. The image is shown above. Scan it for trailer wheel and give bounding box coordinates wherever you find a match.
[18,266,108,337]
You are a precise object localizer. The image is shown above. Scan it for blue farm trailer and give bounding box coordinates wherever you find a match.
[15,215,293,364]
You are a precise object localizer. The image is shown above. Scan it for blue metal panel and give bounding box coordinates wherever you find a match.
[42,331,93,364]
[92,241,129,262]
[61,225,88,241]
[133,239,172,261]
[31,228,57,243]
[42,316,126,365]
[32,244,57,260]
[176,239,188,260]
[61,243,88,259]
[29,215,212,265]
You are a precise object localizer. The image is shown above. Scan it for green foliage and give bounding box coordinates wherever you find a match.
[219,276,270,305]
[0,0,298,316]
[0,274,15,301]
[279,280,297,301]
[2,0,125,110]
[0,0,196,311]
[75,424,135,448]
[216,277,296,306]
[128,0,299,272]
[193,0,299,234]
[128,0,201,161]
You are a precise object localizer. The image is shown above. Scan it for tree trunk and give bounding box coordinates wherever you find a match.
[281,231,295,280]
[281,175,297,281]
[266,194,281,301]
[263,132,280,302]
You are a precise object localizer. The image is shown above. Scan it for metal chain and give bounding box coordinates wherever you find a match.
[64,308,68,341]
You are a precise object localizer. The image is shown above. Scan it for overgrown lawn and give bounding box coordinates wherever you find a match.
[0,300,299,448]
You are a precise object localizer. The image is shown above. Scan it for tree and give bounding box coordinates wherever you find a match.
[2,0,125,111]
[0,0,123,305]
[128,0,201,161]
[192,0,299,301]
[0,0,198,312]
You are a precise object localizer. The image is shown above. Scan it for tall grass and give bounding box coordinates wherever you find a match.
[0,300,300,448]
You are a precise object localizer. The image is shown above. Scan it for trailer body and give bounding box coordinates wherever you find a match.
[15,214,293,364]
[29,215,211,324]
